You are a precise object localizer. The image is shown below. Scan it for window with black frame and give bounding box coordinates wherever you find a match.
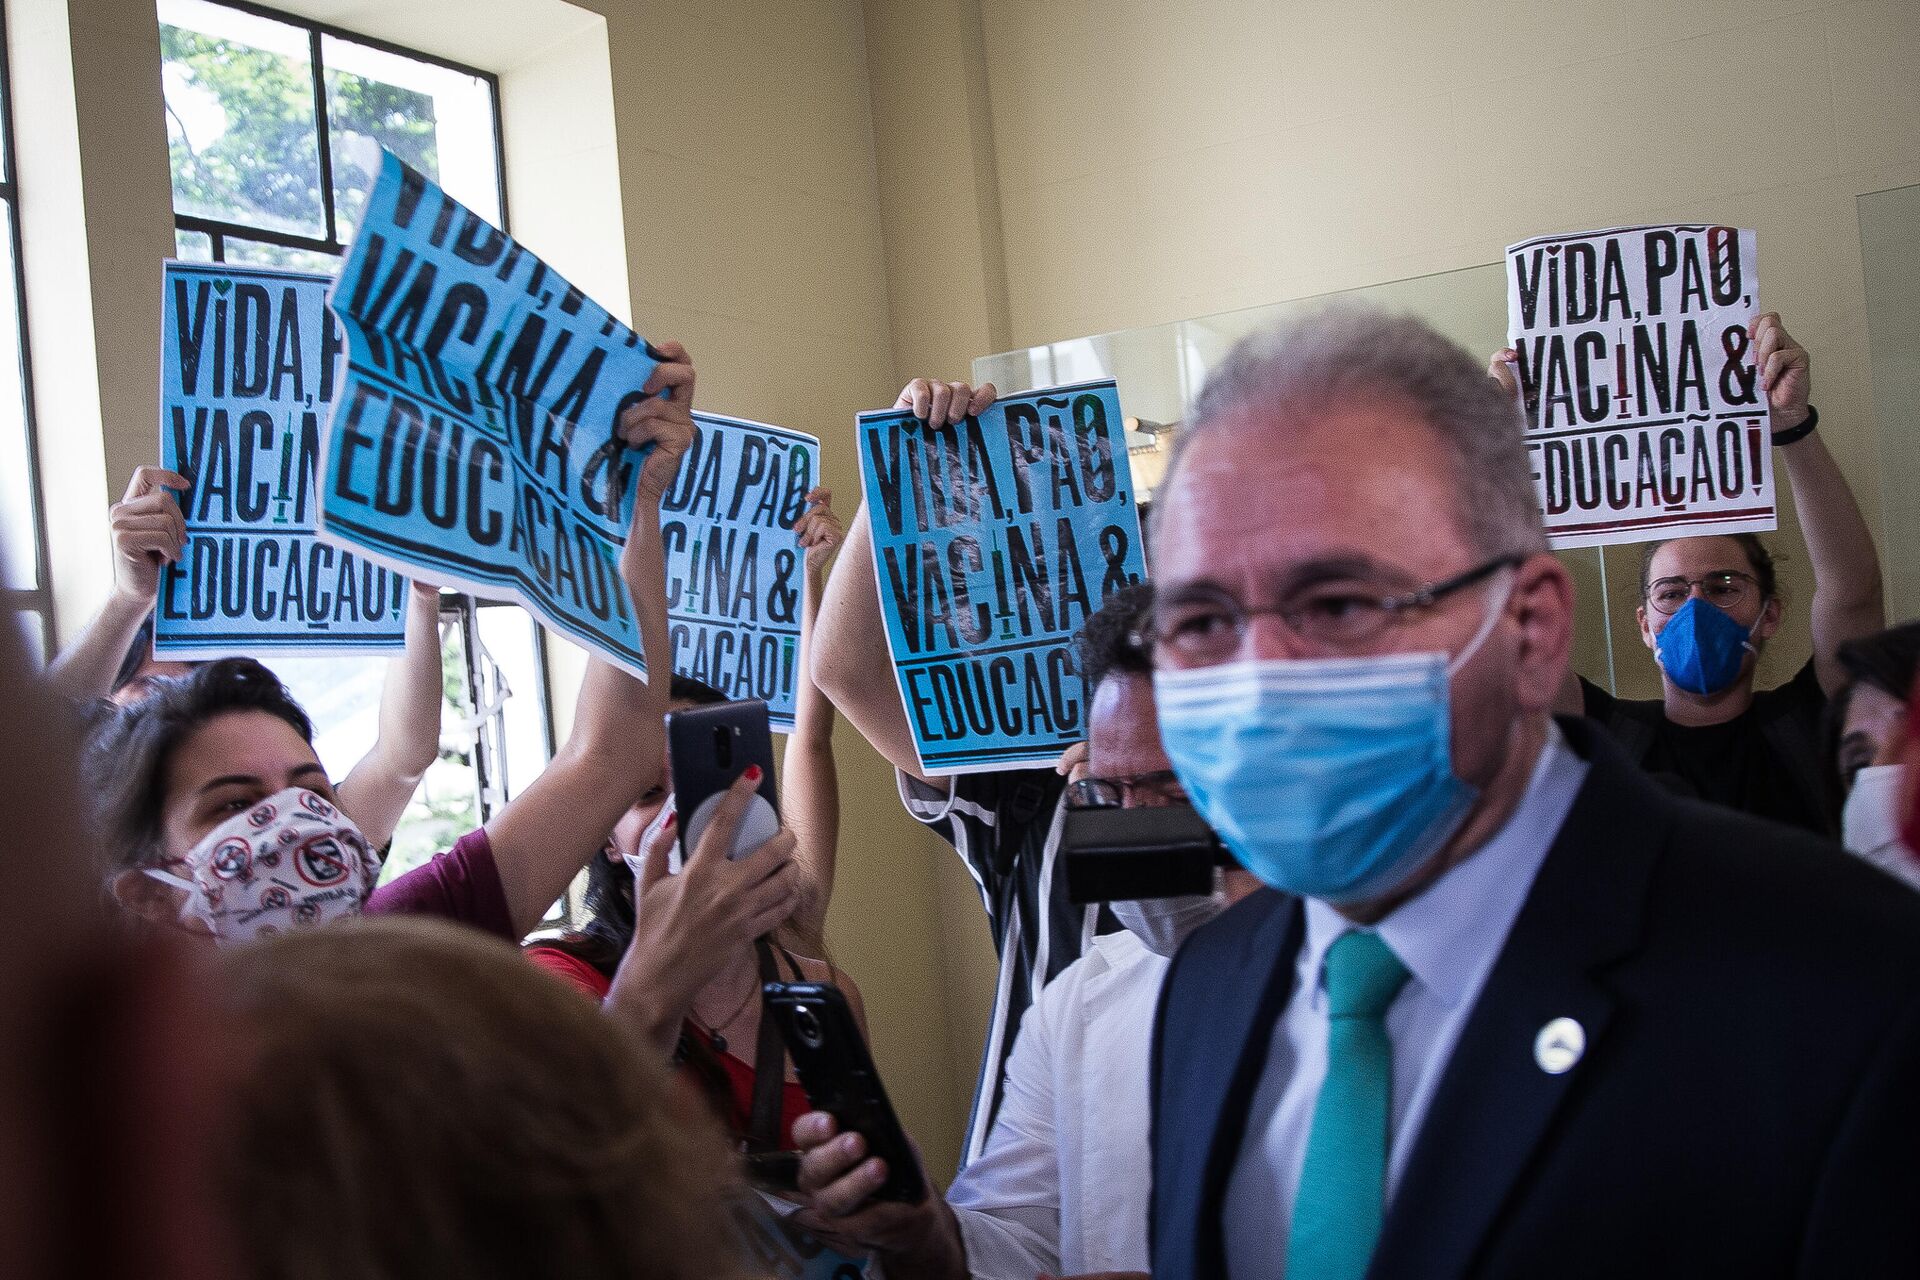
[158,0,556,882]
[0,2,53,666]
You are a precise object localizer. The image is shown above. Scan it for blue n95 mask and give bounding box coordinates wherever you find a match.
[1653,596,1756,696]
[1152,585,1507,906]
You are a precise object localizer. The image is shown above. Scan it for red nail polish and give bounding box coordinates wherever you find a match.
[743,764,762,783]
[663,811,677,829]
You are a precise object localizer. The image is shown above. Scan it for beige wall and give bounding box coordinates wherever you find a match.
[942,0,1920,696]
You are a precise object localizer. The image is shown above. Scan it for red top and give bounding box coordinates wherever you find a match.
[683,1022,813,1153]
[521,945,811,1151]
[524,943,612,999]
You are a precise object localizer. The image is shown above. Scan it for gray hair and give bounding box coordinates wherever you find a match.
[1153,305,1547,561]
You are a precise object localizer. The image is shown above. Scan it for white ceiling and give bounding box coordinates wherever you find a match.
[261,0,606,74]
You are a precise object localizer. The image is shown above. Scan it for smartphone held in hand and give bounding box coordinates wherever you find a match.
[667,699,781,860]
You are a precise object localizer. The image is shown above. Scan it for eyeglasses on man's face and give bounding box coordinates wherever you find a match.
[1067,770,1188,810]
[1150,554,1522,666]
[1644,570,1759,616]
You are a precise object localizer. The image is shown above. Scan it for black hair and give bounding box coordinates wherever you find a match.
[1827,621,1920,788]
[1638,532,1780,601]
[111,617,155,692]
[85,657,313,870]
[1076,581,1155,695]
[556,854,633,979]
[1837,621,1920,703]
[667,674,728,706]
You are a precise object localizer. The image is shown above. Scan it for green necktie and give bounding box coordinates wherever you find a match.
[1286,929,1411,1280]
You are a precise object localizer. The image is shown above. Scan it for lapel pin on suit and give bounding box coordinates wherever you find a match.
[1534,1017,1585,1074]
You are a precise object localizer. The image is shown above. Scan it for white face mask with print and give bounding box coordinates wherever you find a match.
[145,787,379,945]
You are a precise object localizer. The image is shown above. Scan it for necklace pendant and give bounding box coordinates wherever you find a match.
[710,1033,727,1054]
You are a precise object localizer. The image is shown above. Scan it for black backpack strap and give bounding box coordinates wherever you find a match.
[745,938,789,1154]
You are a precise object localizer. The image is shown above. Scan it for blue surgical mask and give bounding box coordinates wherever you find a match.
[1653,596,1756,696]
[1153,584,1507,906]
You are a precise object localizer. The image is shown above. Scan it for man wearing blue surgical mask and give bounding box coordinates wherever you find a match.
[1492,314,1885,836]
[1148,307,1920,1280]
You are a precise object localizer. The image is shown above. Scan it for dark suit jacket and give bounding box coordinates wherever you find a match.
[1150,717,1920,1279]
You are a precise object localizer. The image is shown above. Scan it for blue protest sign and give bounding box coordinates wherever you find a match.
[318,152,658,678]
[155,260,407,659]
[856,380,1146,774]
[662,412,820,730]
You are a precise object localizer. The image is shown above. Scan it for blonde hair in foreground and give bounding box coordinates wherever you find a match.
[213,916,747,1280]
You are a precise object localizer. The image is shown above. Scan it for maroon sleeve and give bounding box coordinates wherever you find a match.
[363,828,516,941]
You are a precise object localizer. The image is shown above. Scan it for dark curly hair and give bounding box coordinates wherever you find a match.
[1076,581,1154,695]
[1638,532,1780,602]
[84,657,313,871]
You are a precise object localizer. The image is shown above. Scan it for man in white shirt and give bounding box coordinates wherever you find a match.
[791,585,1260,1278]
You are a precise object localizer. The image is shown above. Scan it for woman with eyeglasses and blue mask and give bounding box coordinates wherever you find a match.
[1495,313,1886,835]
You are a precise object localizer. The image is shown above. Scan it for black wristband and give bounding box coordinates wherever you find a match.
[1772,404,1818,446]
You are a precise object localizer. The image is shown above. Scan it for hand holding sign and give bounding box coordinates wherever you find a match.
[1752,312,1810,431]
[110,466,188,607]
[894,377,998,424]
[794,487,843,578]
[624,339,698,503]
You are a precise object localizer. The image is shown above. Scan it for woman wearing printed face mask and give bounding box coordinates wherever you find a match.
[1497,314,1885,834]
[527,488,862,1160]
[1830,622,1920,888]
[84,344,700,947]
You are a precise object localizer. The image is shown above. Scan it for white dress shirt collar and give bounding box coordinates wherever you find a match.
[1300,721,1589,1013]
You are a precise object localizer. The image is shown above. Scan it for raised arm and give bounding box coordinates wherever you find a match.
[44,466,187,700]
[1754,313,1885,695]
[784,487,843,946]
[483,345,694,935]
[334,581,444,849]
[810,378,996,788]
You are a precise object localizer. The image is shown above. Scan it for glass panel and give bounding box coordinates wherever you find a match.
[174,228,214,260]
[273,650,388,793]
[1860,184,1920,623]
[159,0,327,239]
[385,612,482,879]
[475,604,552,803]
[223,236,340,278]
[323,34,501,241]
[0,204,37,592]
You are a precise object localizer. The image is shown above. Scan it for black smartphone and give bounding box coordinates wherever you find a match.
[763,982,927,1204]
[667,699,780,861]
